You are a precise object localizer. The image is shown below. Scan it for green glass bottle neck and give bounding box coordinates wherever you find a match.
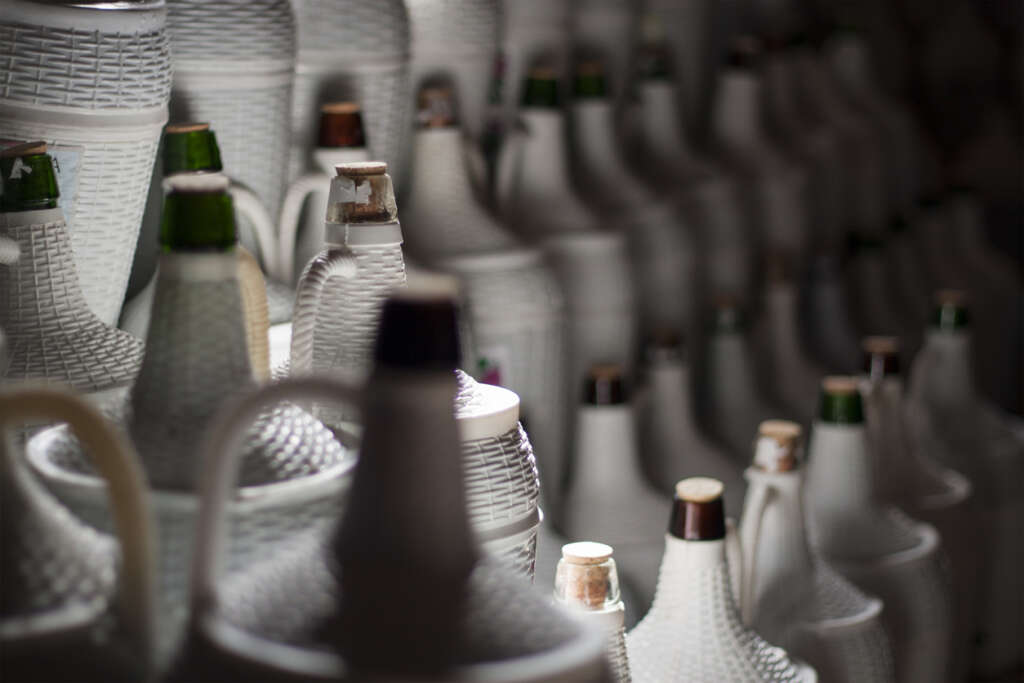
[819,391,864,424]
[573,72,607,99]
[163,129,223,175]
[521,77,561,108]
[930,303,969,331]
[160,191,236,251]
[0,153,59,212]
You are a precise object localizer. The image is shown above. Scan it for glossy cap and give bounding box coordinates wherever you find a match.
[327,161,398,224]
[374,274,461,371]
[862,336,900,379]
[930,290,969,331]
[318,102,367,148]
[416,86,458,128]
[753,420,802,472]
[819,376,864,424]
[159,174,236,251]
[669,477,726,541]
[521,65,561,108]
[162,123,223,175]
[0,142,59,212]
[583,364,626,405]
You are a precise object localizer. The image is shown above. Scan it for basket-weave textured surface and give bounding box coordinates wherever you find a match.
[0,213,142,392]
[607,626,632,682]
[165,0,295,63]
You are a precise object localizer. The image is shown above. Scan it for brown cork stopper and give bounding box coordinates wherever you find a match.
[669,477,726,540]
[336,161,387,178]
[527,64,559,80]
[576,60,604,76]
[862,336,900,378]
[557,542,614,609]
[583,364,626,405]
[318,102,366,148]
[862,336,899,354]
[328,161,397,224]
[417,86,458,128]
[1,141,47,158]
[165,122,209,134]
[822,376,859,395]
[754,420,802,472]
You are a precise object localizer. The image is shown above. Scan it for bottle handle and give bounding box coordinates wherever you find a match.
[289,247,358,377]
[0,386,157,675]
[0,234,19,265]
[724,516,744,614]
[227,181,281,281]
[736,476,773,626]
[493,124,525,216]
[188,376,362,624]
[235,247,271,382]
[277,173,328,284]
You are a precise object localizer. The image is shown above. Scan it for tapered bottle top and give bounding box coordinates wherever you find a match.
[521,65,561,108]
[668,477,727,541]
[573,60,607,98]
[862,336,900,379]
[416,86,458,128]
[162,123,223,175]
[712,296,744,333]
[583,364,627,405]
[636,16,672,80]
[327,161,398,224]
[819,376,864,424]
[159,173,236,251]
[930,289,969,331]
[726,35,763,69]
[554,541,622,611]
[753,420,801,472]
[0,142,59,212]
[374,273,461,370]
[646,329,685,363]
[318,102,367,148]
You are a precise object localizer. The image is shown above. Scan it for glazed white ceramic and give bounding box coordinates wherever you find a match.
[289,0,410,184]
[643,0,714,132]
[0,0,171,325]
[499,0,572,125]
[570,0,634,107]
[627,531,818,682]
[562,399,671,613]
[805,420,954,683]
[739,460,895,682]
[0,206,142,415]
[0,386,155,680]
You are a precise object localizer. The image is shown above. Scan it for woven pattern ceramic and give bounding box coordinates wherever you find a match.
[0,2,171,325]
[0,209,142,408]
[290,0,410,182]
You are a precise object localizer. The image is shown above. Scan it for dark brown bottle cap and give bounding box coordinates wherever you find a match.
[416,85,458,128]
[669,478,726,541]
[862,336,900,378]
[318,102,366,149]
[373,275,461,371]
[583,364,627,405]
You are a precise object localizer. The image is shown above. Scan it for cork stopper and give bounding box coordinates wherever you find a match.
[646,329,684,364]
[753,420,802,472]
[318,102,366,148]
[931,289,969,331]
[165,122,209,134]
[1,141,47,157]
[822,376,859,395]
[819,376,864,424]
[669,477,726,541]
[583,364,626,405]
[416,86,458,128]
[554,542,621,610]
[327,161,398,224]
[862,336,900,378]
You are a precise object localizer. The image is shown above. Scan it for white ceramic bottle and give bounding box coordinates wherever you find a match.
[499,0,572,128]
[562,365,672,615]
[0,0,172,325]
[553,542,632,682]
[0,143,142,415]
[805,376,954,683]
[907,292,1024,678]
[627,477,818,682]
[739,420,895,683]
[570,0,635,110]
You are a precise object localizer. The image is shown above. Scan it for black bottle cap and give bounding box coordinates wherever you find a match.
[374,276,462,371]
[862,336,900,378]
[583,364,627,405]
[668,478,727,541]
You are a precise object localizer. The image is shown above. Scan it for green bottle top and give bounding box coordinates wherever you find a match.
[573,61,607,99]
[930,290,969,331]
[521,66,561,108]
[819,376,864,424]
[0,142,59,212]
[162,123,223,176]
[712,297,744,334]
[160,174,236,251]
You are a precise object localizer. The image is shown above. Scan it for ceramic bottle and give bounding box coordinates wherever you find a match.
[289,161,407,427]
[27,173,354,669]
[403,85,568,516]
[739,420,895,683]
[627,477,818,682]
[553,541,632,682]
[0,0,172,325]
[860,335,976,682]
[907,292,1024,678]
[1,386,156,682]
[499,0,572,129]
[562,365,671,616]
[805,377,954,683]
[180,281,611,681]
[278,103,371,283]
[570,0,635,110]
[290,0,410,185]
[0,143,143,416]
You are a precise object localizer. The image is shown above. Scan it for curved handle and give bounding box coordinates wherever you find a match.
[0,386,156,674]
[278,173,329,283]
[736,478,773,626]
[189,376,362,622]
[0,234,19,265]
[725,517,744,615]
[228,181,281,282]
[236,247,271,382]
[289,248,357,377]
[493,125,525,216]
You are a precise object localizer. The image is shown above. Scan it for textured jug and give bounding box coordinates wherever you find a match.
[1,386,156,682]
[0,0,171,325]
[627,478,818,682]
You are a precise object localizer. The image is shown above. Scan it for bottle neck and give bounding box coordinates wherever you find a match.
[518,110,575,201]
[571,403,649,495]
[806,421,875,517]
[571,99,628,182]
[918,330,975,405]
[713,70,764,149]
[649,356,700,427]
[638,81,693,163]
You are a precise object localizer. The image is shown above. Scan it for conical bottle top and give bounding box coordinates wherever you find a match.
[573,60,608,98]
[753,420,802,472]
[0,142,59,212]
[726,35,763,69]
[583,364,627,405]
[159,173,236,251]
[930,289,969,331]
[327,161,398,224]
[819,376,864,424]
[521,65,561,108]
[162,123,223,175]
[862,336,900,379]
[318,102,367,148]
[669,477,726,541]
[712,295,744,333]
[554,541,622,611]
[416,85,458,129]
[374,273,461,371]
